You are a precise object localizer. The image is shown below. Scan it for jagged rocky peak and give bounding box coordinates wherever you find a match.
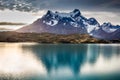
[72,9,81,17]
[46,10,52,15]
[101,22,120,28]
[73,9,80,13]
[102,22,112,27]
[87,18,99,25]
[41,9,101,29]
[43,10,54,18]
[100,22,120,33]
[43,9,82,19]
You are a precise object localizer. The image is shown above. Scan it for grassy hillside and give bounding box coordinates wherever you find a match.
[0,32,119,43]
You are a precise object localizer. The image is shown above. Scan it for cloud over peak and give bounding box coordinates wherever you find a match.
[0,0,120,12]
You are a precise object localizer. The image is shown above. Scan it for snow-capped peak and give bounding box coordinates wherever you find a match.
[83,20,100,34]
[101,22,120,33]
[42,9,83,27]
[43,9,81,19]
[102,22,112,27]
[42,9,101,30]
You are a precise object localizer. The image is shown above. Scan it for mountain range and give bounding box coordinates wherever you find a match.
[16,9,120,40]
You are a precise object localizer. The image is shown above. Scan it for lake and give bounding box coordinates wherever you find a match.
[0,43,120,80]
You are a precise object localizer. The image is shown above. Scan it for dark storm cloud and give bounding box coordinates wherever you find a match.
[0,0,120,12]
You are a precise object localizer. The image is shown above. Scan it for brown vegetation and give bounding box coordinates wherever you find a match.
[0,32,119,43]
[0,22,25,25]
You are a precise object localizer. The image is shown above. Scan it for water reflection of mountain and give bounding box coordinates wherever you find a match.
[21,44,120,75]
[100,45,120,59]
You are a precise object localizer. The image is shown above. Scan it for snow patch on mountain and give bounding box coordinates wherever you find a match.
[101,22,120,33]
[70,22,79,27]
[102,27,118,33]
[44,20,58,26]
[42,9,83,27]
[83,21,99,33]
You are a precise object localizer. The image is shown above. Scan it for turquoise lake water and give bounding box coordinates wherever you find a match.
[0,43,120,80]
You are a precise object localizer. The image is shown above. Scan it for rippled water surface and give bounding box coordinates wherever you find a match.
[0,43,120,80]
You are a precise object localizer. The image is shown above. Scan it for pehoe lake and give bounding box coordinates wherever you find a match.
[0,43,120,80]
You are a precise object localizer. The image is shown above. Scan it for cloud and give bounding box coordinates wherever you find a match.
[0,0,39,12]
[101,0,120,8]
[0,10,38,23]
[0,0,120,12]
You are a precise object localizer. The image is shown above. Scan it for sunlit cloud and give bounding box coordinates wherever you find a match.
[0,10,39,24]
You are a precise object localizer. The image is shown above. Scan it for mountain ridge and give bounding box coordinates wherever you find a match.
[16,9,120,40]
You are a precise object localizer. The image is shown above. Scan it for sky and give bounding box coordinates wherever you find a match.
[0,0,120,25]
